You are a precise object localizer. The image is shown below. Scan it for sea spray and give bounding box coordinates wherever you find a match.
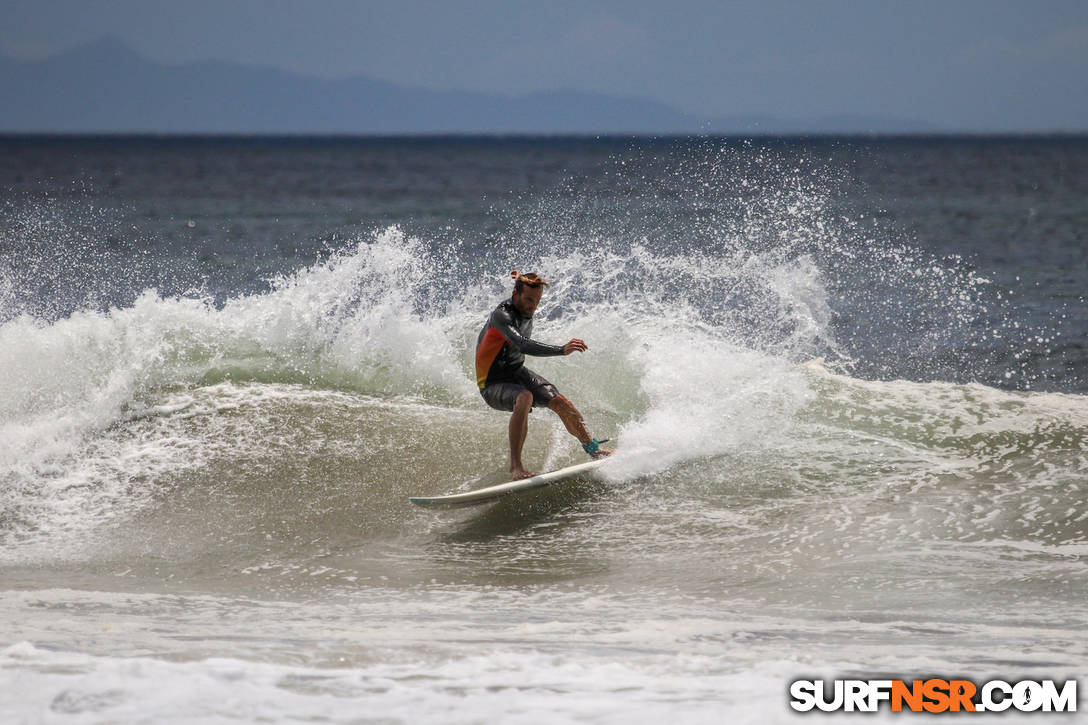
[2,137,1086,723]
[1,139,1081,564]
[0,143,1024,554]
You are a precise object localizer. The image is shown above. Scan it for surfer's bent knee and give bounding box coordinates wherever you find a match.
[514,389,534,411]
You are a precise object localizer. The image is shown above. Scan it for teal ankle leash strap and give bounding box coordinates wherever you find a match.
[582,438,610,455]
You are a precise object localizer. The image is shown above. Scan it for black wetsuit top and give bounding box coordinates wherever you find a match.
[475,298,564,389]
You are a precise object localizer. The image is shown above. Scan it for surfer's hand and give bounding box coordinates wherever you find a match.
[563,338,588,354]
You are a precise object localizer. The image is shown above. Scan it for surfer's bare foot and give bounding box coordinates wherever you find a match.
[591,448,614,460]
[511,467,535,480]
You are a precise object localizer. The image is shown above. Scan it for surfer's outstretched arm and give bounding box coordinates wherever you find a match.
[488,305,566,357]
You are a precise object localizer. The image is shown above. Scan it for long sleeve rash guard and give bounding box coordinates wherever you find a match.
[475,298,565,389]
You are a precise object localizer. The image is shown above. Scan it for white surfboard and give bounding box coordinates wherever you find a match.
[409,458,607,508]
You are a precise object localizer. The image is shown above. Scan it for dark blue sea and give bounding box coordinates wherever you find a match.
[1,135,1086,722]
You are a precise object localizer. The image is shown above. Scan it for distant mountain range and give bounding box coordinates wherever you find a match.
[0,36,935,135]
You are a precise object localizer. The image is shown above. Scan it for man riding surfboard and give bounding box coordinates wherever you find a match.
[475,270,613,480]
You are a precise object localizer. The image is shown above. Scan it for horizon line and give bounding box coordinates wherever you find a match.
[2,130,1087,140]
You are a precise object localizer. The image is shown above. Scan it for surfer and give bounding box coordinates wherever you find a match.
[476,270,613,480]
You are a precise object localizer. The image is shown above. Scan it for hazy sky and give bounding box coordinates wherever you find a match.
[3,0,1087,130]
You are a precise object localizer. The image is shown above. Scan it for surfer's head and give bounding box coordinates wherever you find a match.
[511,271,549,317]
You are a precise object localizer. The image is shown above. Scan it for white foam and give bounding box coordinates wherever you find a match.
[0,640,832,725]
[0,223,839,546]
[5,221,1084,561]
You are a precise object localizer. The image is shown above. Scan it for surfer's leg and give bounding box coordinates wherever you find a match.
[548,396,615,457]
[481,381,536,479]
[547,395,591,443]
[517,368,614,458]
[509,389,535,480]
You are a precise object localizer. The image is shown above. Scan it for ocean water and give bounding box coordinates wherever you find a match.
[1,135,1086,722]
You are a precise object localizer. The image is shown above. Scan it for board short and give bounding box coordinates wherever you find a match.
[480,367,559,412]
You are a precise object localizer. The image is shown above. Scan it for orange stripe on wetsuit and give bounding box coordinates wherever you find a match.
[475,327,509,388]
